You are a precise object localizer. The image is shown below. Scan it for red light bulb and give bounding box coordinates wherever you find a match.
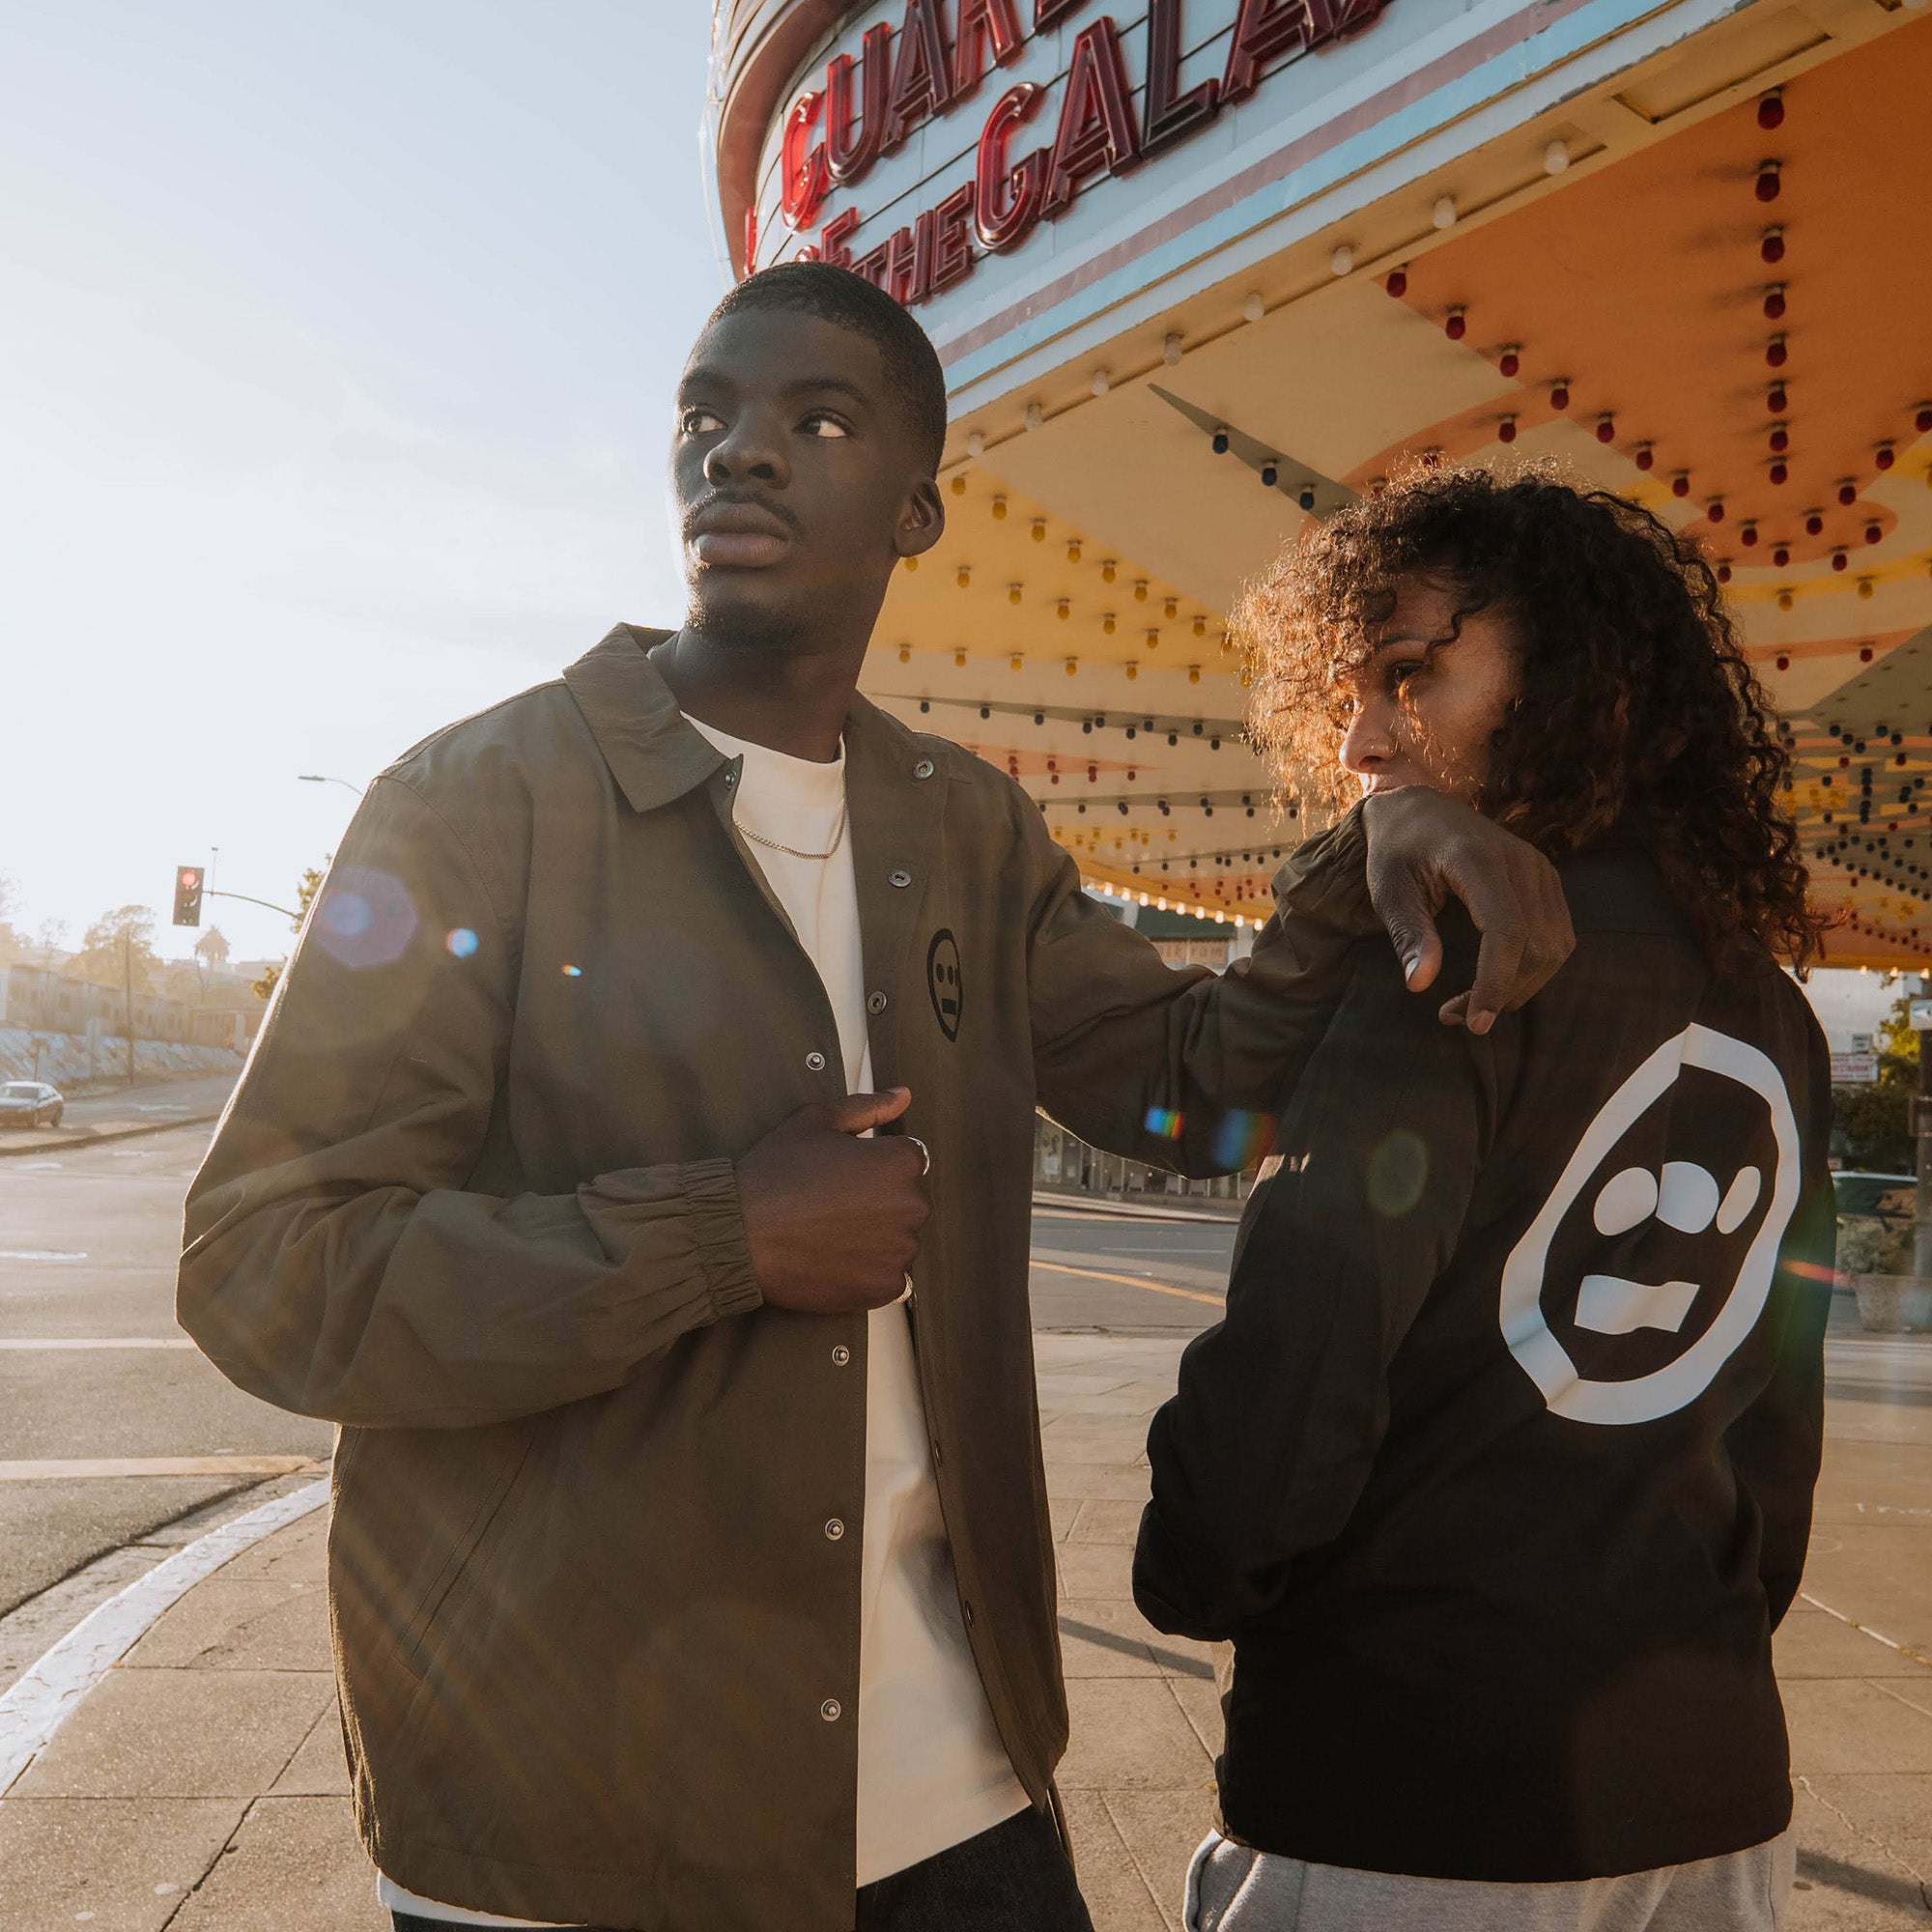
[1760,228,1784,265]
[1876,443,1895,471]
[1709,499,1727,523]
[1497,416,1518,444]
[1740,522,1758,546]
[1865,523,1882,545]
[1765,336,1787,369]
[1838,481,1858,506]
[1384,269,1407,298]
[1755,162,1780,203]
[1762,287,1786,321]
[1769,425,1789,454]
[1719,563,1735,584]
[1596,415,1615,444]
[1833,551,1849,572]
[1549,382,1570,410]
[1767,384,1787,413]
[1498,346,1520,378]
[1804,512,1823,535]
[1769,461,1788,486]
[1444,308,1466,341]
[1634,443,1654,471]
[1671,472,1691,498]
[1757,91,1784,130]
[1772,544,1790,567]
[1917,406,1932,434]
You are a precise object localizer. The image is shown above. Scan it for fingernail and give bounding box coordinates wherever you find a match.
[1402,954,1420,984]
[1469,1010,1494,1036]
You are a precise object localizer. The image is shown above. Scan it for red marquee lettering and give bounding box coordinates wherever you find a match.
[1223,0,1320,102]
[849,238,894,289]
[885,223,920,302]
[781,91,832,229]
[884,0,956,151]
[820,206,863,268]
[1035,0,1090,24]
[975,80,1049,252]
[1145,0,1220,155]
[928,181,979,291]
[953,0,1024,97]
[1306,0,1392,38]
[827,23,893,184]
[1043,18,1141,214]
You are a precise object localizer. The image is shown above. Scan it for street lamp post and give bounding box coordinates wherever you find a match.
[298,774,364,796]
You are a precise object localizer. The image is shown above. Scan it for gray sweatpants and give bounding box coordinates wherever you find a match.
[1184,1830,1798,1932]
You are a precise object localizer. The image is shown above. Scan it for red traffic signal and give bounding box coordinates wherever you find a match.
[172,866,205,927]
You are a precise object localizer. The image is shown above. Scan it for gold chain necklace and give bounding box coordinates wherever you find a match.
[738,801,848,863]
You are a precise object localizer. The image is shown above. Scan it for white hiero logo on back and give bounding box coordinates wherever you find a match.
[1499,1023,1802,1426]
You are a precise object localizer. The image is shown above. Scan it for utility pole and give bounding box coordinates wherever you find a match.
[124,923,137,1090]
[1913,974,1932,1278]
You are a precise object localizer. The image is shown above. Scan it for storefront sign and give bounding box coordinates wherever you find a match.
[762,0,1389,304]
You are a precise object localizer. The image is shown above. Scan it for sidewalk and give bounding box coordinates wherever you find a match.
[3,1333,1929,1930]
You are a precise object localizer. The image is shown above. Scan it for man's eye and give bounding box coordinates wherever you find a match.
[801,413,851,439]
[681,408,724,436]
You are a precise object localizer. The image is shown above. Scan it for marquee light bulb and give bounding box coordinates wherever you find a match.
[956,565,971,587]
[1102,613,1116,634]
[1763,285,1786,321]
[1766,335,1787,369]
[1876,443,1896,471]
[950,474,966,496]
[1445,307,1466,341]
[1031,518,1046,542]
[992,495,1008,520]
[1760,227,1784,265]
[897,644,911,663]
[1066,539,1082,561]
[1432,194,1457,229]
[1550,381,1571,410]
[1385,267,1408,298]
[1757,90,1784,130]
[1242,291,1264,323]
[1025,402,1043,431]
[1101,559,1117,582]
[1329,244,1353,276]
[1596,414,1615,444]
[953,648,966,668]
[1498,415,1518,444]
[1009,582,1022,605]
[1162,332,1183,366]
[1090,370,1110,397]
[1065,658,1078,675]
[1056,600,1069,620]
[1544,139,1570,175]
[1634,442,1654,470]
[1164,597,1179,619]
[965,431,984,458]
[1755,161,1781,203]
[1010,653,1022,670]
[1805,512,1824,535]
[1498,345,1520,378]
[1134,580,1149,603]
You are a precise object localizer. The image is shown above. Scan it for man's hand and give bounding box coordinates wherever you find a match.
[736,1088,930,1314]
[1360,789,1575,1034]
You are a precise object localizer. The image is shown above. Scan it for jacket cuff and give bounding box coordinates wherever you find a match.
[675,1158,764,1320]
[1270,805,1374,935]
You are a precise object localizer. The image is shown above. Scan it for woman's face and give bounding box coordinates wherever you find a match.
[1336,573,1520,804]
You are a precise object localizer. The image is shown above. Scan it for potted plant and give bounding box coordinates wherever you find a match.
[1834,1214,1932,1333]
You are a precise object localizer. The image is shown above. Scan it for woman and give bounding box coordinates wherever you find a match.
[1135,468,1835,1932]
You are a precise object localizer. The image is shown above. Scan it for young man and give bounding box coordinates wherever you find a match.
[179,268,1571,1932]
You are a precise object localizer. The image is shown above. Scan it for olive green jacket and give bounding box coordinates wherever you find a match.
[178,626,1369,1931]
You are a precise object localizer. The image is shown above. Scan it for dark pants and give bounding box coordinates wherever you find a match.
[391,1802,1095,1932]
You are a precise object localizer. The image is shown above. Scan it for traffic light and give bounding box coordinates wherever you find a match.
[172,866,205,927]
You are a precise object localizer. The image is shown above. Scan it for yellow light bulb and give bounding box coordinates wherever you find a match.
[956,566,971,588]
[1009,583,1023,605]
[1146,629,1160,649]
[1010,653,1023,670]
[1124,662,1138,681]
[1189,667,1202,684]
[1101,560,1117,583]
[1192,614,1207,637]
[1134,580,1149,602]
[1103,613,1117,634]
[1057,600,1070,620]
[1067,540,1083,562]
[954,649,967,668]
[1032,519,1046,543]
[951,475,967,497]
[1858,579,1875,602]
[898,645,911,663]
[903,556,918,572]
[1065,658,1078,676]
[1164,597,1179,619]
[992,496,1008,520]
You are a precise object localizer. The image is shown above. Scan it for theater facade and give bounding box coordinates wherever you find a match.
[708,0,1932,965]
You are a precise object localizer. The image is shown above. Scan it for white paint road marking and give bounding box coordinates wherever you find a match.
[0,1478,329,1793]
[0,1338,198,1350]
[0,1251,87,1262]
[0,1456,319,1483]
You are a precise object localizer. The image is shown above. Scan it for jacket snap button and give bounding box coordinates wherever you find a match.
[913,757,935,780]
[723,771,737,787]
[867,990,888,1015]
[889,868,913,889]
[820,1698,842,1722]
[831,1345,851,1366]
[806,1051,827,1071]
[824,1518,844,1541]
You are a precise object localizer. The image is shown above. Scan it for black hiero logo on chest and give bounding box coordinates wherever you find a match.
[926,928,962,1041]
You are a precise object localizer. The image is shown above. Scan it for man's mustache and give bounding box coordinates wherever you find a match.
[682,490,803,542]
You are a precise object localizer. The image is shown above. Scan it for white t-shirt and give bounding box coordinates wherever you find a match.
[382,715,1026,1927]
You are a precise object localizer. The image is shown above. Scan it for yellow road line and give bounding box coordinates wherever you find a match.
[1030,1259,1225,1307]
[0,1456,319,1483]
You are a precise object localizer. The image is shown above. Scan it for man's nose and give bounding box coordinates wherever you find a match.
[703,411,789,489]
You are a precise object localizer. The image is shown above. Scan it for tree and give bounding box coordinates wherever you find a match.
[252,862,329,1002]
[1832,986,1918,1172]
[193,925,231,973]
[0,875,28,964]
[31,918,68,969]
[70,905,161,996]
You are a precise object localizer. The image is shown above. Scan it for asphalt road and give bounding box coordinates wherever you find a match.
[0,1120,331,1617]
[1029,1207,1235,1336]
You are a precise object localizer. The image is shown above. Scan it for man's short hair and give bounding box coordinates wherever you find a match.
[707,263,949,475]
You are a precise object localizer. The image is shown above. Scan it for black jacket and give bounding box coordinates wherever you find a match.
[1134,841,1834,1883]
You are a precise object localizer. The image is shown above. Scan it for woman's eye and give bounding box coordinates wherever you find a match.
[681,409,724,436]
[801,413,851,439]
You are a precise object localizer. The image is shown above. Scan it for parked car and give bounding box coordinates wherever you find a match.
[1833,1171,1917,1227]
[0,1081,64,1128]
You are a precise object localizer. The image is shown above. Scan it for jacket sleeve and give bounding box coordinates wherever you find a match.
[1723,1067,1836,1631]
[177,775,762,1431]
[1133,943,1499,1639]
[1025,799,1386,1177]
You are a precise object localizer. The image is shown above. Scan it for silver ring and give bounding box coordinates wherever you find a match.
[906,1135,931,1176]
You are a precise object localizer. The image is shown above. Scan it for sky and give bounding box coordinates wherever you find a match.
[2,1,724,965]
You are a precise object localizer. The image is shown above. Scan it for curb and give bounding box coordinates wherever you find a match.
[0,1110,226,1159]
[1032,1189,1244,1225]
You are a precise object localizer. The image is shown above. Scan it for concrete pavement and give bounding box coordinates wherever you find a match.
[3,1320,1929,1929]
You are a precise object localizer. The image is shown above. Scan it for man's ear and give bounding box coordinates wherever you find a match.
[895,477,946,558]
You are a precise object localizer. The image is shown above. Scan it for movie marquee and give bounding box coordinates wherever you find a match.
[758,0,1386,304]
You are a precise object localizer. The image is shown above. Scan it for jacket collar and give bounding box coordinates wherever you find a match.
[562,622,921,814]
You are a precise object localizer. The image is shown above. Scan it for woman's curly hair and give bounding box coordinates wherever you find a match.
[1239,464,1824,972]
